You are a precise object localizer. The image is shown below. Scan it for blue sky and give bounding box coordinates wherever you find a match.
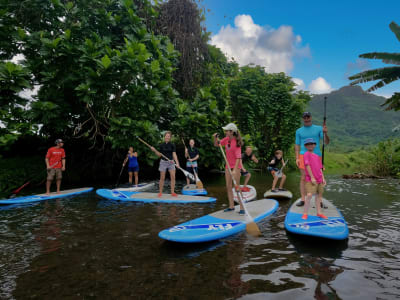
[202,0,400,97]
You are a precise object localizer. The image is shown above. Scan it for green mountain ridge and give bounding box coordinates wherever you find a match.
[307,85,400,151]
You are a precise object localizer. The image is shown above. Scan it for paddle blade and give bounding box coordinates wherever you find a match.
[195,180,204,189]
[246,222,261,237]
[187,173,195,182]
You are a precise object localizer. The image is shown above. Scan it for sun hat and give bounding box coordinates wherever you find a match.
[222,123,238,133]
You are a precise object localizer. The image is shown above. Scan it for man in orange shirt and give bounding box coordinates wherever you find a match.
[45,139,66,195]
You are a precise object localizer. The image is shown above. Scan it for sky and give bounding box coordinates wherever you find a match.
[201,0,400,98]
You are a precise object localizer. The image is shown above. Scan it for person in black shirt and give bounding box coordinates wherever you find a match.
[240,146,259,192]
[267,150,287,192]
[150,131,180,197]
[184,139,200,186]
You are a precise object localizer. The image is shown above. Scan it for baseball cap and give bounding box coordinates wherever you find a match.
[55,139,64,144]
[302,112,312,118]
[222,123,238,133]
[304,138,316,145]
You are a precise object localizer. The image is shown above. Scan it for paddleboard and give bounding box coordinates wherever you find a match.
[96,189,216,203]
[233,185,257,203]
[159,199,279,243]
[0,187,94,205]
[182,184,207,196]
[285,197,349,240]
[264,189,293,199]
[114,182,154,192]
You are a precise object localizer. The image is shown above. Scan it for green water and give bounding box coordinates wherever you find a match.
[0,172,399,299]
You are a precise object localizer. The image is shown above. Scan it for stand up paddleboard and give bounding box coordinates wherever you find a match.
[285,197,349,240]
[96,189,216,204]
[0,187,94,205]
[264,189,293,199]
[182,184,207,196]
[159,199,279,243]
[114,182,154,192]
[233,185,257,203]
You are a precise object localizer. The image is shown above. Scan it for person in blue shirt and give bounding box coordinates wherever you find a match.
[295,112,330,207]
[123,147,139,186]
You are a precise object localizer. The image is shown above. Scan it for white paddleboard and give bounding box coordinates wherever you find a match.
[264,189,293,199]
[114,182,154,192]
[233,185,257,203]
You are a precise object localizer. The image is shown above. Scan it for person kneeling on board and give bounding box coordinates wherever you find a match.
[45,139,66,195]
[150,131,180,197]
[122,146,139,186]
[302,138,327,220]
[184,139,199,186]
[267,150,287,192]
[240,146,259,192]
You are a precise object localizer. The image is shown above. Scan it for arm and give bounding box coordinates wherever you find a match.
[150,146,162,158]
[306,165,316,184]
[133,152,138,157]
[213,133,219,147]
[184,147,189,159]
[252,154,259,164]
[321,170,326,185]
[173,152,180,168]
[45,158,50,169]
[62,158,66,171]
[323,125,330,145]
[295,144,301,167]
[191,154,199,162]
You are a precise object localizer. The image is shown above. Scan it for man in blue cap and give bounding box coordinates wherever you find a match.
[295,112,329,207]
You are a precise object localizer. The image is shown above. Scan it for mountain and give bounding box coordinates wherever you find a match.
[307,85,400,151]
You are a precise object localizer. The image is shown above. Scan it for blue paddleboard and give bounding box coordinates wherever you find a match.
[96,189,216,203]
[285,198,349,240]
[0,187,93,205]
[159,199,279,243]
[182,184,207,196]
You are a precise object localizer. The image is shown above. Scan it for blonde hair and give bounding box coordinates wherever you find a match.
[275,150,283,155]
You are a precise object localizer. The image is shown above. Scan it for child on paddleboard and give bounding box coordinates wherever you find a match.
[122,147,139,186]
[150,131,180,197]
[213,123,245,215]
[184,139,199,186]
[268,150,287,192]
[302,138,327,220]
[240,146,259,192]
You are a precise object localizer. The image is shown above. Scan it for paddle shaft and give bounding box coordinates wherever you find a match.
[322,96,327,166]
[182,138,202,184]
[115,163,125,188]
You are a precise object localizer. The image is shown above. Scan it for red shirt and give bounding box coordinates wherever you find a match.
[220,137,242,169]
[46,147,66,169]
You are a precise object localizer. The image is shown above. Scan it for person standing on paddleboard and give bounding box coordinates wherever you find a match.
[302,138,327,220]
[150,131,180,197]
[268,150,287,192]
[295,112,329,207]
[240,146,259,191]
[122,147,139,186]
[184,139,199,186]
[213,123,245,214]
[45,139,66,195]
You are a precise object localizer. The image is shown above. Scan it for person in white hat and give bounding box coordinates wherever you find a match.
[213,123,245,215]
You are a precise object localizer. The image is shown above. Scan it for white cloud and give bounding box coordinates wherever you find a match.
[211,15,310,73]
[308,77,333,94]
[372,91,393,99]
[292,78,305,91]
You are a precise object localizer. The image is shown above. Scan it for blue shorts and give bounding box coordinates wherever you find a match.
[128,166,139,172]
[267,167,279,174]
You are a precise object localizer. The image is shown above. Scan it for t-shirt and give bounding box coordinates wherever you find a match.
[241,153,252,164]
[46,147,66,169]
[220,137,242,169]
[304,151,323,183]
[295,125,324,156]
[128,154,138,167]
[187,147,199,161]
[159,142,176,160]
[268,156,282,168]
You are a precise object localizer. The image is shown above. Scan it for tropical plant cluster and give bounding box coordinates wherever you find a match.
[0,0,310,185]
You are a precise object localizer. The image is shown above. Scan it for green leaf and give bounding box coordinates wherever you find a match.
[101,55,111,69]
[151,60,160,73]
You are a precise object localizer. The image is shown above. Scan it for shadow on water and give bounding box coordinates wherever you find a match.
[160,240,226,258]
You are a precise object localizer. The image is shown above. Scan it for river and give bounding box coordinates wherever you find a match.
[0,172,399,299]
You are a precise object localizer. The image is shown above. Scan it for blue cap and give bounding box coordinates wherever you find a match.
[304,138,316,145]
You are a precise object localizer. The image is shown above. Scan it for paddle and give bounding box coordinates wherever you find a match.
[322,96,327,166]
[115,162,125,188]
[181,138,204,189]
[7,160,60,199]
[137,136,195,182]
[275,159,289,178]
[217,142,261,237]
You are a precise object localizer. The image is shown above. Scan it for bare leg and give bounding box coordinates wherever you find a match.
[243,173,251,186]
[56,179,61,193]
[159,171,166,194]
[128,172,133,184]
[232,169,244,211]
[315,194,322,215]
[303,193,312,216]
[169,169,176,194]
[225,170,234,209]
[134,172,139,186]
[46,180,52,195]
[279,174,286,189]
[186,175,190,186]
[300,169,306,202]
[272,175,279,190]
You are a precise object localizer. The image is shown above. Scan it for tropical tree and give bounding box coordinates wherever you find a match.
[349,21,400,111]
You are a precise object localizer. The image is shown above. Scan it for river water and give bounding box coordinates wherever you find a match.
[0,172,399,299]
